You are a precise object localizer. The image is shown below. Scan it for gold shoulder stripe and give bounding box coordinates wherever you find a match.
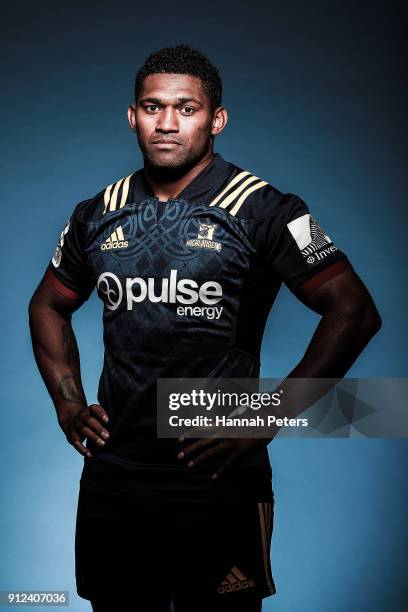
[102,173,133,215]
[209,170,268,215]
[209,171,251,207]
[103,183,114,214]
[229,180,267,216]
[217,175,260,210]
[119,174,132,209]
[109,178,124,212]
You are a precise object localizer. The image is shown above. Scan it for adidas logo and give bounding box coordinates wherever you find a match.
[217,566,255,594]
[101,226,128,250]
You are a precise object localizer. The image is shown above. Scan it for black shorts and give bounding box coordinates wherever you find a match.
[75,484,276,609]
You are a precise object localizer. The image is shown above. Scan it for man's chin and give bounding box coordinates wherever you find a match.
[147,154,183,169]
[144,152,198,180]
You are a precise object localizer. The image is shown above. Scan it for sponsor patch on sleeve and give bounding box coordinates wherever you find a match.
[287,214,338,265]
[52,220,70,268]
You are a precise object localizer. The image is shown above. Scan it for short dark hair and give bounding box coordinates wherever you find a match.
[135,45,222,109]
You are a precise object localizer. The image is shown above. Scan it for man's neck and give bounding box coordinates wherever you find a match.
[144,151,214,202]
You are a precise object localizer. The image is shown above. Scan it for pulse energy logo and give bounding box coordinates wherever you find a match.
[97,270,223,320]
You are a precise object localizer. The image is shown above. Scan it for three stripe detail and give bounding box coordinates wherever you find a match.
[209,170,267,216]
[103,174,133,215]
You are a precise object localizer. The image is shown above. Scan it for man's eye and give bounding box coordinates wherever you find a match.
[181,106,195,115]
[145,105,160,112]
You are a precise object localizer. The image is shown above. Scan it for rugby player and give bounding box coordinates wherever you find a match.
[28,45,382,611]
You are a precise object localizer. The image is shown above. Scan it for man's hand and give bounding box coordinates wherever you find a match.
[59,403,110,458]
[177,435,272,480]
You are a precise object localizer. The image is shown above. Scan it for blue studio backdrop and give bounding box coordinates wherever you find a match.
[1,1,407,611]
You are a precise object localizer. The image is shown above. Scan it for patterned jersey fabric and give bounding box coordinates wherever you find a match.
[47,153,351,499]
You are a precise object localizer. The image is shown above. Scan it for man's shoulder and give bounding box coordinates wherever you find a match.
[216,158,302,221]
[73,169,141,222]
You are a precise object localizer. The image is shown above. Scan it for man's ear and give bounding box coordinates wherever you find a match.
[211,107,228,136]
[127,104,137,132]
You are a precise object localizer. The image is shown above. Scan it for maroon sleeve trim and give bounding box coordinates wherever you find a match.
[297,259,351,295]
[45,267,82,300]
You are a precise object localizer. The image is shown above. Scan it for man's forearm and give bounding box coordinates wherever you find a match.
[28,297,87,425]
[288,302,381,379]
[271,302,381,423]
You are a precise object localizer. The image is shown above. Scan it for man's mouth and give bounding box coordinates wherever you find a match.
[151,139,181,145]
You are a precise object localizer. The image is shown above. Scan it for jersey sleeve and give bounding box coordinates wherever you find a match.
[255,193,352,294]
[46,203,94,300]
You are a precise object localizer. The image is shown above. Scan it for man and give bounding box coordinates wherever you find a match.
[29,45,381,612]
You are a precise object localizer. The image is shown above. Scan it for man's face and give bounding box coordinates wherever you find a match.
[128,73,226,173]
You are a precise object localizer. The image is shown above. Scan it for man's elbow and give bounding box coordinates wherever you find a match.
[28,286,53,325]
[362,303,382,338]
[341,297,382,339]
[28,293,43,333]
[28,293,38,321]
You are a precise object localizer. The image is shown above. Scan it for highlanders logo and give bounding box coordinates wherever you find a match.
[198,223,216,240]
[186,223,222,252]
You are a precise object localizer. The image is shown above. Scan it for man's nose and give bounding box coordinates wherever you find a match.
[156,107,179,132]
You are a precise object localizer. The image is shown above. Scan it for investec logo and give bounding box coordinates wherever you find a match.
[287,214,338,265]
[306,244,337,264]
[97,270,223,319]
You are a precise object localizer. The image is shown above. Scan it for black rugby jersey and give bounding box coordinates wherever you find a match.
[47,153,351,499]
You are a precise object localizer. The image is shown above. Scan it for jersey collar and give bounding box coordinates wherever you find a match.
[130,153,232,205]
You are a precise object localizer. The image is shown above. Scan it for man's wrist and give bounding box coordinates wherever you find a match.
[56,403,86,429]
